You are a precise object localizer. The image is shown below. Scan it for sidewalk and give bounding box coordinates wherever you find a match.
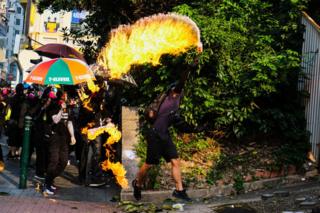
[2,132,320,213]
[0,135,122,212]
[0,195,120,213]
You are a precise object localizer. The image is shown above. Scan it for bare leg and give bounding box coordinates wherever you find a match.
[136,162,152,187]
[171,158,183,191]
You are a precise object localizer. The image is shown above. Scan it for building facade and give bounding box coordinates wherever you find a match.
[5,0,24,85]
[0,0,7,82]
[28,8,87,49]
[0,0,88,86]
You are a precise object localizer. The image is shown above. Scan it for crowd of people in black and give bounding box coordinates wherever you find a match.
[0,79,122,195]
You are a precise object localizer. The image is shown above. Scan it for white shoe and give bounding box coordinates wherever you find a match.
[89,182,107,187]
[43,188,54,195]
[34,175,45,181]
[50,185,57,190]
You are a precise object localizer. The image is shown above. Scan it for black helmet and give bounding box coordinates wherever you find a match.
[15,83,24,95]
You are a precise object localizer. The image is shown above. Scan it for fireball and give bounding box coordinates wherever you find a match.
[97,13,202,79]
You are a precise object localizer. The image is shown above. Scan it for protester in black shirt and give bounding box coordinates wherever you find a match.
[32,87,54,180]
[44,91,76,195]
[7,83,25,159]
[132,84,192,202]
[0,92,6,172]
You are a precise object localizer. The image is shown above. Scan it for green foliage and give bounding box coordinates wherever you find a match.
[118,201,160,213]
[134,132,148,163]
[124,0,309,143]
[273,139,310,169]
[233,172,245,194]
[206,154,226,185]
[172,131,211,160]
[172,1,307,138]
[206,149,254,185]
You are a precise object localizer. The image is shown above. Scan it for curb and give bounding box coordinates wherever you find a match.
[120,173,317,203]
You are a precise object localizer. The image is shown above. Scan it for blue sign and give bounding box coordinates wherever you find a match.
[71,10,87,24]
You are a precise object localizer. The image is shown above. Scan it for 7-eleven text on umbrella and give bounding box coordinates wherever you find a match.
[49,77,70,82]
[75,74,92,80]
[30,76,43,82]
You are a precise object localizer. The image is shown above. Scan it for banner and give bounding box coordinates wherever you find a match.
[71,10,88,27]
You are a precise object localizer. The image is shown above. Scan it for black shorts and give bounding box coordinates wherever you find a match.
[145,128,178,165]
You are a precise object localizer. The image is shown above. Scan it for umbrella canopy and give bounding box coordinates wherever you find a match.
[35,43,86,62]
[25,58,95,85]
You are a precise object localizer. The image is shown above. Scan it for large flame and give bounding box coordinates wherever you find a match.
[82,123,128,188]
[97,13,202,79]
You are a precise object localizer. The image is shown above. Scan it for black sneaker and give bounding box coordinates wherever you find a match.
[172,189,192,202]
[132,179,141,201]
[7,152,15,160]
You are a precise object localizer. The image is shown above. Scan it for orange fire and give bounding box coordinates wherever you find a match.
[82,123,127,188]
[82,97,93,112]
[97,13,202,79]
[87,79,100,93]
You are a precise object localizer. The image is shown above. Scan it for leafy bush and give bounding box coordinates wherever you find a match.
[125,0,310,188]
[233,172,245,194]
[124,0,308,140]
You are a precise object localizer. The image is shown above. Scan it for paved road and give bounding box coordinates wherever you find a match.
[0,135,122,212]
[0,195,120,213]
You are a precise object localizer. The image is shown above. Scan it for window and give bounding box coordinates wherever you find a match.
[8,63,17,81]
[15,30,19,35]
[5,49,11,58]
[15,19,20,25]
[17,7,21,14]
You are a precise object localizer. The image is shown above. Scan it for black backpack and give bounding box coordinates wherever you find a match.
[144,92,167,124]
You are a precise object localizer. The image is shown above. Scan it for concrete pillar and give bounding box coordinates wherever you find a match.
[120,106,140,200]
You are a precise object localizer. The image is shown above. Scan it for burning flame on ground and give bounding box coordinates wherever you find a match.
[101,160,128,188]
[97,13,202,79]
[81,123,128,188]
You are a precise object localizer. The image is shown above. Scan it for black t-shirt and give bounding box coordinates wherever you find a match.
[153,92,181,134]
[47,100,69,136]
[9,94,25,121]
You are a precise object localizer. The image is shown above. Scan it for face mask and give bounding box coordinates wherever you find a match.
[48,91,56,99]
[28,93,35,100]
